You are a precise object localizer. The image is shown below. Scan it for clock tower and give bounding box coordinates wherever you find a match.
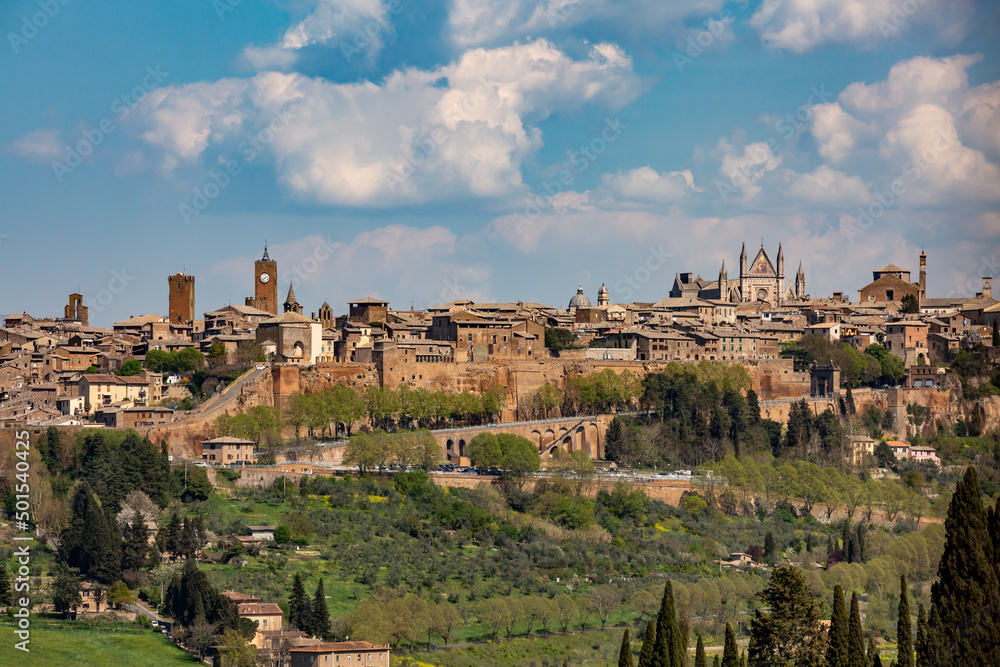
[245,246,278,315]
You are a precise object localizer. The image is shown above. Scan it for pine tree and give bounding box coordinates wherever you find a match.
[722,623,739,667]
[288,573,310,631]
[897,575,913,667]
[638,620,656,667]
[924,467,1000,665]
[748,566,826,667]
[868,636,881,667]
[739,653,746,667]
[914,603,927,667]
[848,592,866,666]
[695,634,707,667]
[827,584,849,667]
[618,629,635,667]
[310,579,332,640]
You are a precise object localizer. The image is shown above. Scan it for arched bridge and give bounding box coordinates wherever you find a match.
[431,414,617,462]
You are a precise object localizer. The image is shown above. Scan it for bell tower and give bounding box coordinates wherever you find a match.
[246,246,278,315]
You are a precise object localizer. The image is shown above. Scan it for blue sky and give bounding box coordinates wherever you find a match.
[1,0,998,326]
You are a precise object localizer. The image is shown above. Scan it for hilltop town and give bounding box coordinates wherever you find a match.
[2,242,999,666]
[2,243,997,452]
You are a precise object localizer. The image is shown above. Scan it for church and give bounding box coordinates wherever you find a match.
[669,242,807,307]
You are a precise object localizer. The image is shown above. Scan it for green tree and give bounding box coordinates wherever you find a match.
[309,579,332,640]
[52,563,82,617]
[467,432,502,468]
[0,563,12,606]
[638,619,656,667]
[652,581,683,667]
[923,467,1000,666]
[900,294,919,314]
[59,482,121,584]
[827,584,849,667]
[722,622,739,667]
[108,580,136,607]
[848,592,865,666]
[545,327,577,351]
[207,342,228,366]
[748,566,826,667]
[121,517,153,572]
[764,532,776,559]
[288,573,310,631]
[695,634,707,667]
[618,628,635,667]
[914,603,927,667]
[897,575,913,667]
[117,359,142,376]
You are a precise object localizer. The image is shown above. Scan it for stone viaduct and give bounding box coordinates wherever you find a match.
[430,414,617,462]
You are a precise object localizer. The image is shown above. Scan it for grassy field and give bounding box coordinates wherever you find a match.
[0,617,197,666]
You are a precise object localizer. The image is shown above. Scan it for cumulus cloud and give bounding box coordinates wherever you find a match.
[716,139,783,199]
[448,0,725,48]
[9,128,64,163]
[749,0,974,53]
[237,0,392,70]
[129,40,640,206]
[783,165,870,205]
[600,166,702,204]
[805,55,1000,206]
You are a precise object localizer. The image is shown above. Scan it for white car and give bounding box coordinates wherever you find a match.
[256,364,267,370]
[194,461,209,468]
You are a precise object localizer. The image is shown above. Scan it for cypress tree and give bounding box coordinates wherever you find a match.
[0,562,11,606]
[287,573,310,631]
[914,603,927,667]
[827,584,849,667]
[827,535,835,558]
[618,629,635,667]
[652,581,683,667]
[897,575,913,667]
[868,636,881,667]
[310,579,331,640]
[638,620,656,667]
[806,533,814,552]
[764,532,775,558]
[855,524,867,563]
[712,657,720,667]
[695,634,707,667]
[739,652,746,667]
[924,467,1000,666]
[848,592,866,666]
[721,622,739,667]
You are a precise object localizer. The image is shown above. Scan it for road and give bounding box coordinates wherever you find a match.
[197,366,269,418]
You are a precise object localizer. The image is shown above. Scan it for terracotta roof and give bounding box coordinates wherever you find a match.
[291,641,389,653]
[237,602,283,616]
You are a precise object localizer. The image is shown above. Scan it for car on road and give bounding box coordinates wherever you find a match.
[194,461,208,468]
[256,365,267,370]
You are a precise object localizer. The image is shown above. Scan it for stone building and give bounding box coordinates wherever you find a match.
[858,252,926,305]
[201,436,255,464]
[63,293,89,327]
[168,273,196,324]
[246,246,278,315]
[256,311,322,365]
[290,642,391,667]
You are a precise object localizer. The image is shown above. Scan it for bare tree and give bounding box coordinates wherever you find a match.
[589,585,621,631]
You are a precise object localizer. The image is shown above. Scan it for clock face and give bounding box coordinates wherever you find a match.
[259,273,271,284]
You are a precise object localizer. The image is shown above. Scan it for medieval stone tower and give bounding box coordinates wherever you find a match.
[168,273,195,324]
[246,246,278,315]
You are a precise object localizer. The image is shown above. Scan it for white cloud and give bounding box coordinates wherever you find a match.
[448,0,725,48]
[130,40,640,206]
[749,0,974,53]
[237,0,392,70]
[9,128,63,163]
[783,165,870,205]
[716,139,782,199]
[804,55,1000,207]
[600,166,702,204]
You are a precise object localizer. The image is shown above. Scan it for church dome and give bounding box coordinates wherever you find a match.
[569,286,592,309]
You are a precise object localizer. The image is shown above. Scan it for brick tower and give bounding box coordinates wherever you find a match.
[168,273,196,324]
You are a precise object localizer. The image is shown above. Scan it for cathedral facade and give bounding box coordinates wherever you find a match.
[669,242,807,307]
